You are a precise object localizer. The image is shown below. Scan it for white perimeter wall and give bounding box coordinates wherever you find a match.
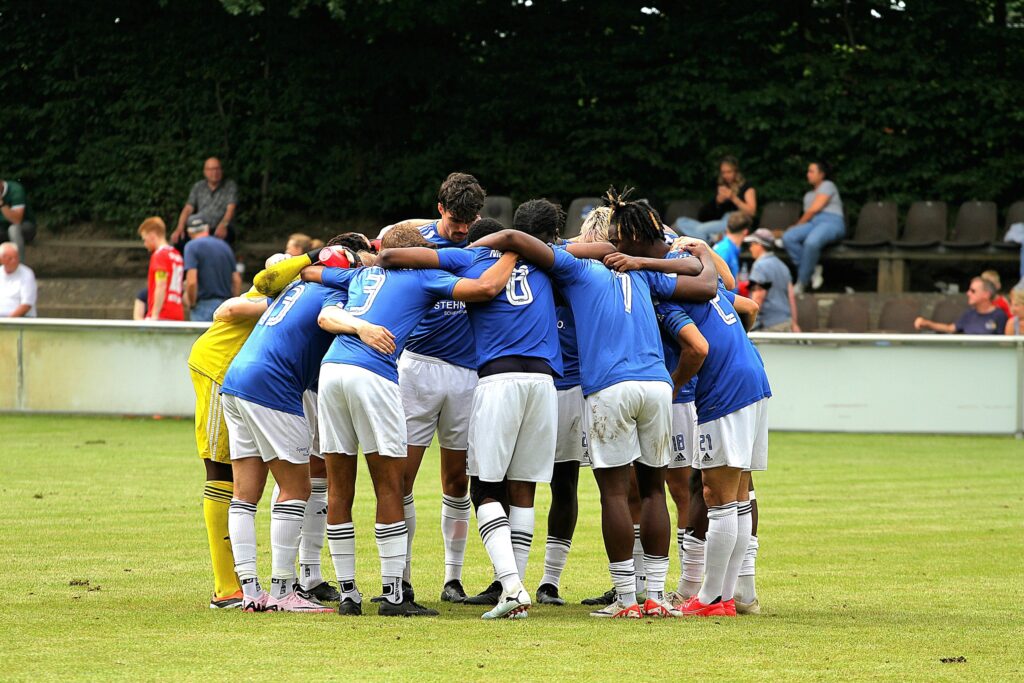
[2,320,1022,435]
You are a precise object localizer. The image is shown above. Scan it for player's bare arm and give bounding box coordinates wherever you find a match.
[602,252,703,277]
[667,243,719,302]
[565,242,616,261]
[375,247,441,270]
[732,294,760,331]
[670,236,736,291]
[672,323,709,394]
[470,229,555,269]
[451,251,519,302]
[317,306,397,355]
[149,271,168,319]
[213,296,269,322]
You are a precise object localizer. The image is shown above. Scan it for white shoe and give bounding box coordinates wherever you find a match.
[642,597,682,617]
[277,590,334,613]
[811,265,824,290]
[481,584,530,620]
[793,282,805,296]
[735,597,761,615]
[242,590,273,613]
[589,599,643,618]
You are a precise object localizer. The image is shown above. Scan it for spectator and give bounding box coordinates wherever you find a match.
[914,277,1007,334]
[138,217,185,321]
[1,179,36,259]
[285,233,313,256]
[980,270,1011,318]
[712,212,752,289]
[782,160,846,293]
[0,241,37,317]
[744,229,798,332]
[132,288,147,321]
[170,157,239,250]
[1005,288,1024,335]
[674,156,757,241]
[182,215,241,322]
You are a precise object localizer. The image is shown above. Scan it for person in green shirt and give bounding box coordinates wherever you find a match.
[0,180,36,258]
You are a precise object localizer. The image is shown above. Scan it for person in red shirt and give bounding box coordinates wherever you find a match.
[138,216,185,321]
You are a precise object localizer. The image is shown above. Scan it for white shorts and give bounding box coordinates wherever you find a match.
[303,390,322,460]
[318,363,407,458]
[398,351,477,450]
[221,393,311,465]
[467,373,557,483]
[669,401,698,469]
[693,399,769,472]
[555,386,590,466]
[585,380,672,470]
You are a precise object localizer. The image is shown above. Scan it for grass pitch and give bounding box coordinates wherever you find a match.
[1,415,1022,681]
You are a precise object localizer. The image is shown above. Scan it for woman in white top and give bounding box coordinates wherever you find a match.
[781,160,846,292]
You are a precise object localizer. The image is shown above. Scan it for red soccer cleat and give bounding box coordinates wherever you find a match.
[720,598,737,617]
[680,595,728,617]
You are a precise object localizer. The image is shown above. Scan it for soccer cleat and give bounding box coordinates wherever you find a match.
[337,597,363,616]
[440,579,467,603]
[372,595,439,617]
[720,599,737,617]
[242,590,273,613]
[277,590,334,613]
[679,595,728,617]
[305,581,341,603]
[481,586,531,620]
[463,580,502,606]
[209,590,244,609]
[402,580,415,604]
[735,597,761,615]
[535,583,566,606]
[589,600,643,619]
[665,590,691,608]
[642,597,682,618]
[581,586,616,606]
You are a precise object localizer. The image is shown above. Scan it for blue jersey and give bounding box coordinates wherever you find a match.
[221,281,336,416]
[713,238,740,291]
[672,285,772,423]
[547,247,677,396]
[321,266,462,383]
[404,221,476,368]
[437,247,562,375]
[552,244,580,390]
[655,300,697,404]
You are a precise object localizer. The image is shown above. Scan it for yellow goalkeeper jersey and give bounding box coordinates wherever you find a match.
[187,287,269,384]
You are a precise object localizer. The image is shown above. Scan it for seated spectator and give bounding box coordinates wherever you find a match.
[713,212,752,290]
[914,276,1007,334]
[1,179,36,259]
[674,156,757,242]
[285,232,313,256]
[1006,288,1024,335]
[138,217,185,321]
[980,270,1011,318]
[0,241,37,317]
[170,157,238,251]
[183,215,241,322]
[744,229,798,332]
[782,160,846,293]
[133,288,148,321]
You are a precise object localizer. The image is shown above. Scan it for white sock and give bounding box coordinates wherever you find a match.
[477,502,520,593]
[509,505,535,581]
[441,494,471,583]
[539,537,572,589]
[228,499,258,586]
[697,502,737,605]
[609,559,637,607]
[402,494,416,583]
[632,524,646,594]
[375,522,407,604]
[680,529,705,596]
[299,478,328,589]
[270,499,307,596]
[721,502,752,602]
[327,522,359,602]
[643,554,669,602]
[735,535,759,604]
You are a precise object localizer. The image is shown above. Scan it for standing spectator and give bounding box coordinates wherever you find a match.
[285,233,313,256]
[0,241,37,317]
[1005,288,1024,335]
[712,212,752,290]
[138,217,185,321]
[0,179,36,259]
[170,157,239,250]
[674,156,757,242]
[980,270,1011,318]
[914,277,1007,334]
[782,160,846,293]
[744,229,798,332]
[183,215,241,322]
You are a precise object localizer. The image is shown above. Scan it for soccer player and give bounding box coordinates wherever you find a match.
[316,224,516,617]
[137,217,184,321]
[397,173,485,602]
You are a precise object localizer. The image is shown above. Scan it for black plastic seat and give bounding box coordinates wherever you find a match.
[942,201,997,249]
[993,200,1024,250]
[663,199,703,227]
[563,196,603,239]
[877,298,920,333]
[892,201,947,248]
[843,201,898,248]
[930,298,964,325]
[761,201,802,234]
[481,196,514,228]
[824,296,870,333]
[795,295,819,332]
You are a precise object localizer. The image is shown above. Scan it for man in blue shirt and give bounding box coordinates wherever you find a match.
[315,224,516,617]
[183,215,241,321]
[711,212,751,292]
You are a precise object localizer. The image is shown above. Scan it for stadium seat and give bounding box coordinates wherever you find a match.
[993,200,1024,250]
[481,196,514,228]
[663,199,703,228]
[877,298,921,333]
[563,196,603,239]
[930,298,963,325]
[760,201,802,235]
[942,201,997,249]
[824,296,870,333]
[796,294,820,332]
[892,201,947,248]
[843,201,898,248]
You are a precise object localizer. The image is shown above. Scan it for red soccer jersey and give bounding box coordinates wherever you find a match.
[147,244,185,320]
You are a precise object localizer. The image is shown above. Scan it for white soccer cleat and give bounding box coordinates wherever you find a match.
[276,590,334,613]
[735,597,761,615]
[642,597,683,618]
[242,590,273,613]
[589,599,643,619]
[481,585,531,620]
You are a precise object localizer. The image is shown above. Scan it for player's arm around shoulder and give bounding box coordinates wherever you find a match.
[317,304,396,355]
[376,246,442,270]
[470,229,555,270]
[214,292,269,322]
[673,323,709,393]
[731,293,760,331]
[452,251,519,302]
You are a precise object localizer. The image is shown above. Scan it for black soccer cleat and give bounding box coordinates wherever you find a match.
[372,595,439,617]
[462,580,502,606]
[535,583,566,606]
[440,579,468,603]
[402,580,415,603]
[306,581,341,603]
[581,586,616,606]
[336,597,362,616]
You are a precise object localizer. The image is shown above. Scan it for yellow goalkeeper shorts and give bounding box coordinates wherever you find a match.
[192,370,231,464]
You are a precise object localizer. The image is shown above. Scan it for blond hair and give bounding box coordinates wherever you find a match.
[577,206,612,244]
[981,269,1002,293]
[138,216,166,237]
[381,224,432,250]
[718,156,747,194]
[1011,288,1024,306]
[287,233,313,253]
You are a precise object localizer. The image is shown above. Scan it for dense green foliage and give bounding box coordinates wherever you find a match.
[2,1,1023,235]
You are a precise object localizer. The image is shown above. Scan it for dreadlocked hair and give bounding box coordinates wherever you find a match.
[327,231,372,253]
[604,186,665,245]
[513,199,565,242]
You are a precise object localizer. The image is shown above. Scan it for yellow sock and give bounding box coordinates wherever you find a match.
[204,480,240,598]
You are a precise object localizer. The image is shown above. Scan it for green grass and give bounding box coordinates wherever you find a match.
[1,415,1022,681]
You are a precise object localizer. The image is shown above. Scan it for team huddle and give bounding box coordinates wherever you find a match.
[187,173,771,620]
